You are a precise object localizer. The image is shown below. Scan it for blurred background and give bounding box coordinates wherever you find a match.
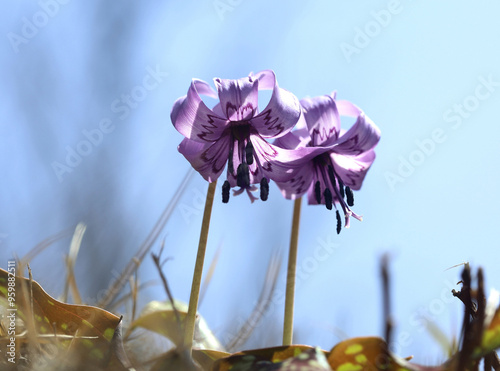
[1,1,500,365]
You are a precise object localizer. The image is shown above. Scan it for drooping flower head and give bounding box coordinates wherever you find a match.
[171,70,304,203]
[274,93,381,233]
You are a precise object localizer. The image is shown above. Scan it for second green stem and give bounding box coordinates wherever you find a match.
[283,197,302,345]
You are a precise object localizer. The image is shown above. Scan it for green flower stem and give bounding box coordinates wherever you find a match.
[283,197,302,345]
[184,180,217,355]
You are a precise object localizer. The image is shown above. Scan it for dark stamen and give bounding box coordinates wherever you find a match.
[346,186,354,206]
[314,181,321,204]
[228,146,234,175]
[338,178,345,199]
[222,180,230,203]
[245,141,254,165]
[260,178,269,201]
[328,165,344,198]
[323,188,333,210]
[236,163,250,188]
[336,210,341,234]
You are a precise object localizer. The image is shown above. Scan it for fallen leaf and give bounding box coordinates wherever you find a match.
[0,267,128,370]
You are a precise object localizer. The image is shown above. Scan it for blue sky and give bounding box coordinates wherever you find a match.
[1,1,500,364]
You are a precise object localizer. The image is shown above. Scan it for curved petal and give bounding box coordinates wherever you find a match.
[250,69,276,89]
[300,95,340,147]
[193,79,218,98]
[273,127,309,150]
[332,111,381,156]
[214,75,258,121]
[331,149,376,190]
[171,79,229,143]
[336,99,361,117]
[250,71,301,139]
[275,163,315,200]
[178,136,230,182]
[212,102,224,117]
[251,134,321,184]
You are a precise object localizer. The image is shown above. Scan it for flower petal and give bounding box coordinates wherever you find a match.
[251,134,320,184]
[273,127,309,150]
[275,163,315,200]
[178,136,230,182]
[301,95,340,146]
[214,75,258,121]
[171,79,229,143]
[249,70,301,139]
[331,149,376,190]
[332,104,380,156]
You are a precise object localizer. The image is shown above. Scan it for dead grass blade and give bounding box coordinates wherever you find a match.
[62,223,86,304]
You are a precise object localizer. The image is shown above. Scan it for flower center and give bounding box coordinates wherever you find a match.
[312,154,359,234]
[230,121,251,141]
[221,122,268,203]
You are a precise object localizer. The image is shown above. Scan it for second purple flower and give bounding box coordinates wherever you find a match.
[274,93,381,233]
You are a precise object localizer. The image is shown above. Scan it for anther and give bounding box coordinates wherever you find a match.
[222,180,230,203]
[260,178,269,201]
[314,181,321,204]
[236,163,250,188]
[323,188,333,210]
[336,210,341,234]
[245,141,254,165]
[346,186,354,206]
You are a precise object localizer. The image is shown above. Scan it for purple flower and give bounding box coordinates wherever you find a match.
[171,70,307,203]
[274,93,380,233]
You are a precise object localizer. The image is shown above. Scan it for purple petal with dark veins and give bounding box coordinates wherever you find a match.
[178,136,230,182]
[214,75,258,121]
[331,149,376,190]
[332,113,380,156]
[275,163,315,200]
[249,70,301,139]
[300,95,340,147]
[251,134,321,183]
[171,79,229,143]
